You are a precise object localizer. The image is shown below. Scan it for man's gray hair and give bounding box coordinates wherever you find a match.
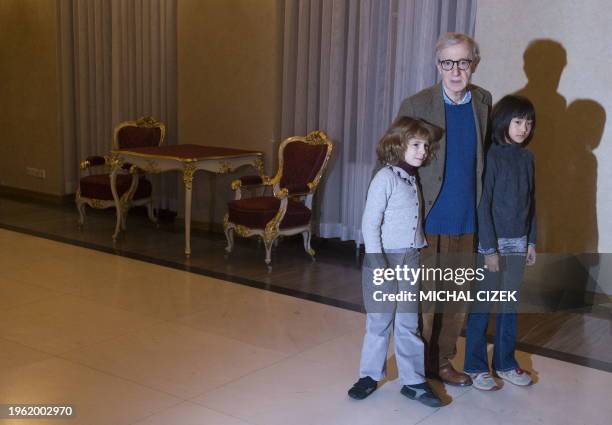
[435,32,480,65]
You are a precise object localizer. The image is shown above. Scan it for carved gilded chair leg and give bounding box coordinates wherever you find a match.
[121,212,127,230]
[146,201,158,225]
[224,226,234,253]
[110,161,122,240]
[120,195,131,230]
[302,230,315,258]
[263,237,274,265]
[76,200,86,226]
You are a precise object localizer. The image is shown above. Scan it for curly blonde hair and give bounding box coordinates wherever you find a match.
[376,116,441,165]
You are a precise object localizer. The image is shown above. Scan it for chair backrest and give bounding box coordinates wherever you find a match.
[276,131,333,195]
[113,116,166,150]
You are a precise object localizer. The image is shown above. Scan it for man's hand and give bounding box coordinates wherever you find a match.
[484,253,500,272]
[526,245,537,266]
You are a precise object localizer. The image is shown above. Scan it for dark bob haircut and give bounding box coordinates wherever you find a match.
[376,116,441,165]
[491,95,536,145]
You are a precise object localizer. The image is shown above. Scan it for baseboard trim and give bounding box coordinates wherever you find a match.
[0,185,74,205]
[188,219,225,234]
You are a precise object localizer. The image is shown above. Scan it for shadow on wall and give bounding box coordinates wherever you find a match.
[514,39,606,254]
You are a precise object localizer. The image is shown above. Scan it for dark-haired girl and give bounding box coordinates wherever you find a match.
[464,95,537,390]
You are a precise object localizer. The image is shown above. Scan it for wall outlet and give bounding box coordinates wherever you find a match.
[26,167,46,179]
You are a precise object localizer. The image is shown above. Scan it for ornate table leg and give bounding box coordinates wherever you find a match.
[183,164,196,257]
[121,171,140,231]
[108,154,123,240]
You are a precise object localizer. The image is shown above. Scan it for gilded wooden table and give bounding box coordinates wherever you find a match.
[109,144,263,257]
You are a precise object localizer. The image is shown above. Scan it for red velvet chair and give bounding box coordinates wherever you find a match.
[75,116,166,227]
[223,131,333,265]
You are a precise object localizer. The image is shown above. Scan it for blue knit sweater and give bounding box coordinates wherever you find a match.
[425,102,477,235]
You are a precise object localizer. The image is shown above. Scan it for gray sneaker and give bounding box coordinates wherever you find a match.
[467,372,500,391]
[496,368,533,386]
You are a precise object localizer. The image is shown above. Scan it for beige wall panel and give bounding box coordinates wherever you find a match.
[474,0,611,253]
[475,0,612,296]
[0,0,62,195]
[177,0,283,224]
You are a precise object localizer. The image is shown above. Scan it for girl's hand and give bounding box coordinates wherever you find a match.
[484,254,500,272]
[526,245,537,266]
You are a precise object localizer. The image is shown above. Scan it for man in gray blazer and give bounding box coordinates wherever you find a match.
[397,33,492,387]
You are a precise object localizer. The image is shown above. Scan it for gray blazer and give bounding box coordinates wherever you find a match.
[397,82,492,218]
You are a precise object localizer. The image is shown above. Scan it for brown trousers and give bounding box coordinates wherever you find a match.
[420,233,475,371]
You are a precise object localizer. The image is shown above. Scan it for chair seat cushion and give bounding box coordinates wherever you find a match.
[79,174,152,201]
[227,196,311,229]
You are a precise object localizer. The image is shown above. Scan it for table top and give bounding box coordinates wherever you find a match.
[112,144,262,162]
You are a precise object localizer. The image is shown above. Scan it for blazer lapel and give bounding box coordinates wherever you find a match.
[429,82,446,129]
[470,86,489,146]
[428,83,446,166]
[469,86,489,206]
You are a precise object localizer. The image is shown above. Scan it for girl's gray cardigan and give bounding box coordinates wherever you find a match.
[361,165,427,253]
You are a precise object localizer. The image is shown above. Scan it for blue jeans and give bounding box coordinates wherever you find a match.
[464,254,526,373]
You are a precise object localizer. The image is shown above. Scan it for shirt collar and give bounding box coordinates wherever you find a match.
[442,86,472,105]
[395,161,417,176]
[387,164,416,181]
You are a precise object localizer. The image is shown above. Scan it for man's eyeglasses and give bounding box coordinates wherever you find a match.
[438,59,473,71]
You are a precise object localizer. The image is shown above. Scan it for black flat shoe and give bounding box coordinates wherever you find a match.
[401,382,444,407]
[348,376,378,400]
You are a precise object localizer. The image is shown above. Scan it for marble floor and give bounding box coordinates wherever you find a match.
[0,228,610,425]
[1,197,610,373]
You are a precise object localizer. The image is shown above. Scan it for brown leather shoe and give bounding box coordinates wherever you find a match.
[438,364,473,387]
